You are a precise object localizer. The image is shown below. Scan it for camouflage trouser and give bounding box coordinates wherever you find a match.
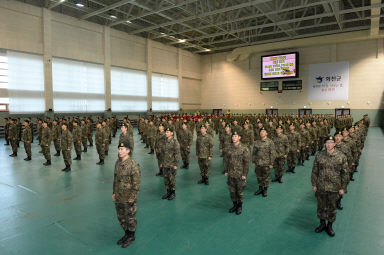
[115,202,137,232]
[223,152,229,172]
[105,142,109,153]
[88,133,93,145]
[142,135,147,145]
[156,152,162,168]
[318,137,325,151]
[273,156,285,177]
[11,139,18,153]
[311,141,318,154]
[82,138,87,150]
[24,142,31,157]
[163,167,177,191]
[54,139,61,152]
[255,166,271,187]
[198,158,210,178]
[287,151,297,167]
[227,177,247,203]
[299,146,307,162]
[96,144,105,160]
[112,128,117,137]
[5,133,9,144]
[148,137,155,150]
[316,191,339,223]
[62,149,72,166]
[43,146,51,161]
[180,147,190,164]
[74,141,82,156]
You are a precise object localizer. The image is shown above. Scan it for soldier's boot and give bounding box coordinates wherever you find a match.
[4,141,9,145]
[254,186,263,196]
[204,177,209,185]
[198,176,205,184]
[121,231,135,248]
[64,165,71,172]
[315,219,327,233]
[89,143,93,147]
[105,151,108,156]
[162,189,171,199]
[78,155,81,160]
[235,202,243,215]
[350,173,355,181]
[286,167,291,173]
[155,168,163,176]
[24,157,31,161]
[229,202,238,213]
[61,165,67,171]
[278,177,283,184]
[82,148,87,152]
[9,153,17,157]
[297,160,303,166]
[301,160,305,165]
[185,163,189,169]
[117,232,129,245]
[181,162,186,169]
[144,145,149,148]
[305,156,310,160]
[262,187,268,197]
[291,167,296,173]
[43,160,51,166]
[272,176,279,182]
[39,150,43,153]
[336,197,343,210]
[54,151,60,156]
[326,222,335,237]
[168,190,176,200]
[96,159,104,165]
[73,155,80,160]
[148,149,154,154]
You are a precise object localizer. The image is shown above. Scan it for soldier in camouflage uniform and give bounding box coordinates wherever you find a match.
[241,122,254,149]
[8,119,18,157]
[178,122,193,169]
[119,123,134,153]
[196,125,214,185]
[80,120,88,152]
[272,126,289,183]
[225,131,250,215]
[87,118,94,147]
[37,119,43,146]
[298,123,310,165]
[252,127,275,197]
[4,118,10,146]
[111,116,118,138]
[286,124,301,173]
[113,142,141,248]
[96,122,106,165]
[60,123,73,172]
[72,121,82,160]
[147,121,157,154]
[311,135,349,237]
[155,124,166,176]
[220,124,233,174]
[22,120,32,161]
[231,120,243,135]
[160,128,180,200]
[41,121,52,166]
[102,120,110,156]
[52,120,61,156]
[318,120,328,151]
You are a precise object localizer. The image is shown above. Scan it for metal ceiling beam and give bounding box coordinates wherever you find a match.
[129,0,273,35]
[80,0,135,20]
[48,0,65,10]
[370,0,381,36]
[330,0,343,30]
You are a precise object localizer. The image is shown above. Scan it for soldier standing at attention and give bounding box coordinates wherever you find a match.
[286,124,301,173]
[60,123,73,172]
[22,120,32,161]
[72,121,82,160]
[4,118,10,146]
[80,120,88,152]
[154,124,166,176]
[147,121,157,154]
[225,131,250,215]
[272,126,289,183]
[311,135,349,237]
[102,120,110,156]
[112,142,141,248]
[178,122,193,169]
[37,119,43,146]
[241,122,254,150]
[160,128,180,200]
[196,125,214,185]
[41,121,52,166]
[87,118,94,147]
[52,120,61,157]
[119,123,134,153]
[96,122,106,165]
[298,123,310,165]
[8,119,18,157]
[252,127,275,197]
[111,116,117,138]
[220,124,232,174]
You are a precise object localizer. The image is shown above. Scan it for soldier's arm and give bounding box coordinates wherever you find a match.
[251,145,257,164]
[269,141,276,165]
[243,147,250,177]
[208,138,214,158]
[173,141,181,167]
[127,164,141,202]
[340,156,349,190]
[311,156,319,187]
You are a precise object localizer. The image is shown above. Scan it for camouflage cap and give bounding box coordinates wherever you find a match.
[325,135,335,142]
[342,127,349,132]
[165,127,173,132]
[334,130,343,136]
[232,131,241,136]
[276,125,283,129]
[118,142,132,150]
[200,125,207,129]
[259,127,267,133]
[121,123,128,128]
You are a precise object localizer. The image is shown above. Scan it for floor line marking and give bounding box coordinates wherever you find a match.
[17,185,37,194]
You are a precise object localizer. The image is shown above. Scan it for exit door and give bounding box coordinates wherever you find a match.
[335,108,350,118]
[298,108,312,117]
[266,109,278,115]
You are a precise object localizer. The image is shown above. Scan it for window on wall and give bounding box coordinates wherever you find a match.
[7,51,45,113]
[0,50,8,109]
[52,58,105,112]
[152,73,179,111]
[111,66,147,112]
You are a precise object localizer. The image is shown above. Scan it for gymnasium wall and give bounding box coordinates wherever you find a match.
[200,39,384,126]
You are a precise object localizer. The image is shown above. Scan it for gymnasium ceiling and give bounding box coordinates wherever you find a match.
[15,0,384,54]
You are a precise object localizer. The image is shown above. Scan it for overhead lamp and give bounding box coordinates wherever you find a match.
[75,2,84,7]
[204,49,211,52]
[178,39,186,43]
[126,20,132,24]
[59,0,66,3]
[110,15,117,19]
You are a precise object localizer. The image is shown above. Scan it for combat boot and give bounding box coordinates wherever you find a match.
[272,176,279,182]
[350,173,355,181]
[326,222,335,237]
[64,165,71,172]
[117,232,128,245]
[73,155,80,160]
[43,160,51,166]
[336,197,343,210]
[96,160,104,165]
[262,187,268,197]
[286,167,292,173]
[254,186,263,196]
[144,145,149,148]
[162,189,171,199]
[235,202,243,215]
[167,190,176,200]
[148,149,154,154]
[181,162,186,169]
[155,168,163,176]
[204,177,209,185]
[121,231,135,248]
[9,153,17,157]
[198,176,205,184]
[24,157,31,161]
[89,143,93,147]
[54,151,60,156]
[278,177,283,184]
[229,202,237,213]
[105,151,108,156]
[185,163,189,169]
[315,219,326,233]
[291,167,296,173]
[82,148,87,152]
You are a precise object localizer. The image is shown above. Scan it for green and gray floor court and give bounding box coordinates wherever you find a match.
[0,128,383,255]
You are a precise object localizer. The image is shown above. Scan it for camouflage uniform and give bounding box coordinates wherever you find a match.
[272,133,289,179]
[196,133,214,180]
[155,130,166,174]
[252,138,275,188]
[298,127,311,163]
[60,129,73,167]
[311,150,349,223]
[72,125,82,158]
[220,131,232,172]
[22,125,32,159]
[41,126,52,162]
[113,157,141,233]
[147,124,157,152]
[87,120,94,146]
[286,130,301,170]
[318,124,328,151]
[96,127,106,161]
[178,128,193,167]
[52,124,61,154]
[119,132,134,153]
[103,125,111,154]
[8,122,18,155]
[226,143,250,203]
[241,127,254,149]
[160,137,180,192]
[81,123,88,152]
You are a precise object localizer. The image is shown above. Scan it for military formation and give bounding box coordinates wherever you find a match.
[3,112,370,247]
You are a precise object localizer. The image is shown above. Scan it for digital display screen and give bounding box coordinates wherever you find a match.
[261,52,299,79]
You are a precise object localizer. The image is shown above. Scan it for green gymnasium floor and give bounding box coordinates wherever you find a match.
[0,128,383,255]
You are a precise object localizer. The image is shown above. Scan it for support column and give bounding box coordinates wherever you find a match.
[42,8,53,113]
[146,39,152,112]
[177,48,182,112]
[103,26,111,113]
[330,44,337,62]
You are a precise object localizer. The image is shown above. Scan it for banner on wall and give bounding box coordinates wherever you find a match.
[308,61,349,101]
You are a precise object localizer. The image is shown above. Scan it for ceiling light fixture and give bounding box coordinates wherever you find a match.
[179,39,186,43]
[110,15,117,19]
[205,49,211,52]
[126,20,132,24]
[75,2,84,7]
